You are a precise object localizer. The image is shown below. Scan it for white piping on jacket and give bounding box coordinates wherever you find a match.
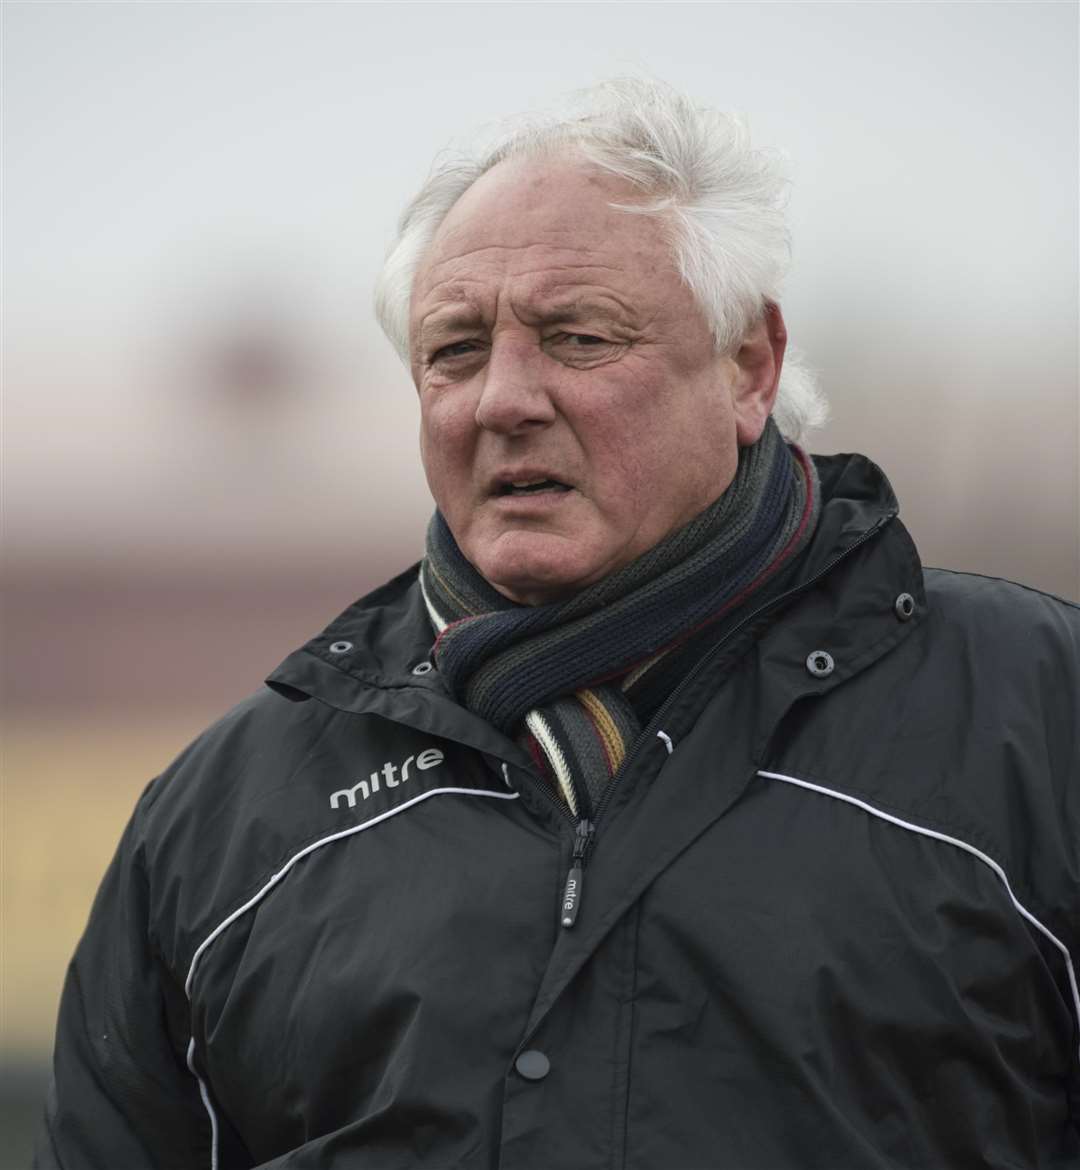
[186,1037,219,1165]
[184,784,519,1170]
[757,768,1080,1065]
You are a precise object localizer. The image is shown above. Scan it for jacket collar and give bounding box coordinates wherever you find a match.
[266,452,923,753]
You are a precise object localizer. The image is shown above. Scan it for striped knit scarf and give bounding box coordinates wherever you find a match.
[420,419,819,818]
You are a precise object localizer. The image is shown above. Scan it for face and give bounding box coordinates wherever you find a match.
[410,154,782,605]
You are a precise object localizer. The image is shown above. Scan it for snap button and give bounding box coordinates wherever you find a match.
[411,661,434,676]
[894,592,915,621]
[806,650,835,678]
[515,1050,550,1081]
[328,641,353,655]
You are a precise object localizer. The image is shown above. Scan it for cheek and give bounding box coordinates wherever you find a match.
[579,376,734,523]
[420,393,473,473]
[418,393,489,533]
[573,374,680,503]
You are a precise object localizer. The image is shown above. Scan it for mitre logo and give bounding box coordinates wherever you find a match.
[328,747,445,810]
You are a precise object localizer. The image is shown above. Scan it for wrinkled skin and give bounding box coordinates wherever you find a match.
[410,153,786,605]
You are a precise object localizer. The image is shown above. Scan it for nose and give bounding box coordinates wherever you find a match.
[474,338,557,435]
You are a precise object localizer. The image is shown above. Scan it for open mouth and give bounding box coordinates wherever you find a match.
[498,479,572,497]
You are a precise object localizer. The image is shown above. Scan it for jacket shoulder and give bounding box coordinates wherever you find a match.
[925,564,1079,611]
[916,567,1078,903]
[919,566,1080,766]
[141,684,331,823]
[129,685,349,967]
[923,566,1080,661]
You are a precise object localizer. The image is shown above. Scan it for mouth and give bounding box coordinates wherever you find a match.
[495,478,573,497]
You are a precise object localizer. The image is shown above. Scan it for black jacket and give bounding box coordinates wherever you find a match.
[37,455,1080,1169]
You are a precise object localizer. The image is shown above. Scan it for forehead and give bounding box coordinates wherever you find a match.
[411,155,683,318]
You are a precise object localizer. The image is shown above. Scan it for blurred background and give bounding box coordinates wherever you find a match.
[3,2,1077,1162]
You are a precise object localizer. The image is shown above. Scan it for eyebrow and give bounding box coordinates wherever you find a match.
[414,293,634,346]
[419,307,483,334]
[538,297,630,325]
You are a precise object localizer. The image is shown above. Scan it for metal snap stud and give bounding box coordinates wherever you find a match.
[806,650,835,678]
[328,641,353,654]
[515,1049,551,1081]
[894,592,915,621]
[412,661,434,675]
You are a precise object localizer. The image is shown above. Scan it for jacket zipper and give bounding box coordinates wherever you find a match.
[558,818,594,927]
[517,512,897,930]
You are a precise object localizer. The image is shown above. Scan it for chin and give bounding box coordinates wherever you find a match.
[485,565,581,606]
[473,540,598,606]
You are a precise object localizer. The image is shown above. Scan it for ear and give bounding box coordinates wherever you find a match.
[731,302,787,447]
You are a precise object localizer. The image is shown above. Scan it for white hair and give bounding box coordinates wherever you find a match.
[374,77,827,440]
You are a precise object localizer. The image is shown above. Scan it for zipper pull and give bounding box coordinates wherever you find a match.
[560,819,595,929]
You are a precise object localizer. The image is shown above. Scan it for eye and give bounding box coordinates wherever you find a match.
[429,340,484,363]
[544,331,622,363]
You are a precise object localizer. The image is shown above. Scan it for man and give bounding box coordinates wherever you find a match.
[38,79,1079,1169]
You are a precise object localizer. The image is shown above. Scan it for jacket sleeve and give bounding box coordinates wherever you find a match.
[34,784,214,1170]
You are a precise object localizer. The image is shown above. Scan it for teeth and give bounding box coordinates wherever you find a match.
[501,478,570,495]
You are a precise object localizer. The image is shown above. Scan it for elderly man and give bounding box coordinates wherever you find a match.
[38,79,1079,1169]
